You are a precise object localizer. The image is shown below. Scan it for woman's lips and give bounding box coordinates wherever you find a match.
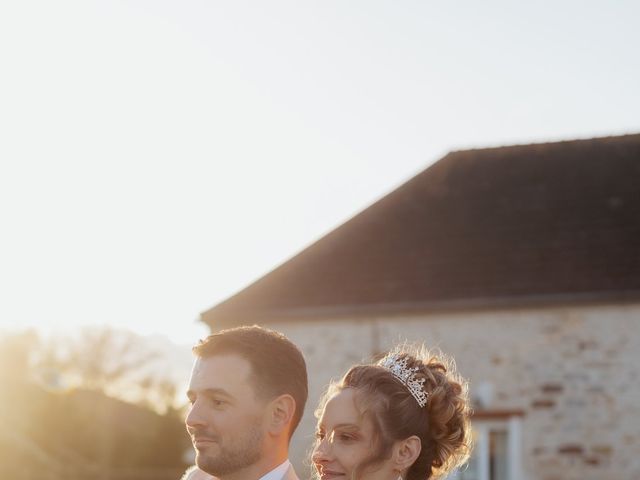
[319,469,345,479]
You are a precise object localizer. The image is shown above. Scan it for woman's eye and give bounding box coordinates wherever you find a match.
[212,399,226,407]
[337,433,355,442]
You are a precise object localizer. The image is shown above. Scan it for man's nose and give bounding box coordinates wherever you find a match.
[185,401,206,429]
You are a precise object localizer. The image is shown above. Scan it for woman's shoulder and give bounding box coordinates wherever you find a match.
[180,466,217,480]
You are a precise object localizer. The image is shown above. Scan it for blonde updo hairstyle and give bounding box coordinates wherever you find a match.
[315,345,471,480]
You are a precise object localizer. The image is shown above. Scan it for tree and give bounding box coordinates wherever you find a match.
[0,328,191,479]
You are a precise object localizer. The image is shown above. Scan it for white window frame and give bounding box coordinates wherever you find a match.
[449,414,524,480]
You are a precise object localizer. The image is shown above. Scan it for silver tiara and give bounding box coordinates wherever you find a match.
[378,354,428,408]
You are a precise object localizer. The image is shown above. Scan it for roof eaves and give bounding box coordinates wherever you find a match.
[200,289,640,331]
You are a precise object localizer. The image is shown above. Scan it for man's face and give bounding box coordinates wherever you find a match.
[186,353,268,477]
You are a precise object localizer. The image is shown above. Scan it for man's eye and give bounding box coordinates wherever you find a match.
[212,399,226,407]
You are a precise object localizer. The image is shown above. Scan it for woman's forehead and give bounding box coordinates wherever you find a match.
[320,388,362,426]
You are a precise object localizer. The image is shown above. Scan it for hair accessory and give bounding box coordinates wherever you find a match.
[378,354,428,407]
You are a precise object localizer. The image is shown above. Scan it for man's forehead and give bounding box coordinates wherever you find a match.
[189,353,254,390]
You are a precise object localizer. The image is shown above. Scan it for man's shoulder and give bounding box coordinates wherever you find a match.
[180,466,217,480]
[180,464,298,480]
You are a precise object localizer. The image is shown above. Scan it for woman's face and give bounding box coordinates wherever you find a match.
[312,388,397,480]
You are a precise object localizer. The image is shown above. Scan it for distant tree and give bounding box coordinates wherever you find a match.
[28,326,186,414]
[0,329,38,383]
[33,326,159,391]
[0,329,190,479]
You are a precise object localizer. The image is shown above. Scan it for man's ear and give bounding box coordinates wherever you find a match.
[267,394,296,436]
[393,435,422,473]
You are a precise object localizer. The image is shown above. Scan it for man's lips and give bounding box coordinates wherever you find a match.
[192,437,218,448]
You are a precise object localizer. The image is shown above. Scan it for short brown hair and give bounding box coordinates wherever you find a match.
[193,325,308,436]
[315,345,471,480]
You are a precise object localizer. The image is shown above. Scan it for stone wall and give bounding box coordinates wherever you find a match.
[271,302,640,480]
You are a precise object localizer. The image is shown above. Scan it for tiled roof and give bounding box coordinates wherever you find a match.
[202,134,640,329]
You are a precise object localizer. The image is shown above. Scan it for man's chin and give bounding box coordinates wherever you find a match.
[196,454,224,476]
[196,453,259,478]
[193,425,263,477]
[195,452,215,467]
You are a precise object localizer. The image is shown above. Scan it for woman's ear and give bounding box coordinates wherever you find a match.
[393,435,422,473]
[267,394,296,436]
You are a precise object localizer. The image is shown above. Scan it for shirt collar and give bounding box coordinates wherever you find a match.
[258,459,291,480]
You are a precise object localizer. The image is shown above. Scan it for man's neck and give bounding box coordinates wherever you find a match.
[218,450,288,480]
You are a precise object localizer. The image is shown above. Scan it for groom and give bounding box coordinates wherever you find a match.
[183,325,308,480]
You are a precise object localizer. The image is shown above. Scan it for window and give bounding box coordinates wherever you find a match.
[448,412,524,480]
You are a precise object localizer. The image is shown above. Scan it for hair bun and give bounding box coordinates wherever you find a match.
[411,348,472,478]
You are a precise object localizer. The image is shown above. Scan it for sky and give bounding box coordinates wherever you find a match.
[1,1,639,345]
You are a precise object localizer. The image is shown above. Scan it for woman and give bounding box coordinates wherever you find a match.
[312,345,471,480]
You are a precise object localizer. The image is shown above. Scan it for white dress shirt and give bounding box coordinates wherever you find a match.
[258,459,291,480]
[182,459,292,480]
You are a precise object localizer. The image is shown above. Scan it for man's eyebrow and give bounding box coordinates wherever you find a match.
[187,388,235,399]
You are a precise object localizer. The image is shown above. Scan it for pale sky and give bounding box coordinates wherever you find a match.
[1,1,639,345]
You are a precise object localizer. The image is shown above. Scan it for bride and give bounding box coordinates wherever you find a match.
[312,345,471,480]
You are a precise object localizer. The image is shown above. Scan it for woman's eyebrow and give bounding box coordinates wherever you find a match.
[332,423,360,431]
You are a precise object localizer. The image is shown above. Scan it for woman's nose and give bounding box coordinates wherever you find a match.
[312,440,332,464]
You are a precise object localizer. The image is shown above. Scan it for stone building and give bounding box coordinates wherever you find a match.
[201,134,640,480]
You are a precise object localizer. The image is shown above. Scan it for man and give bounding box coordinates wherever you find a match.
[183,325,308,480]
